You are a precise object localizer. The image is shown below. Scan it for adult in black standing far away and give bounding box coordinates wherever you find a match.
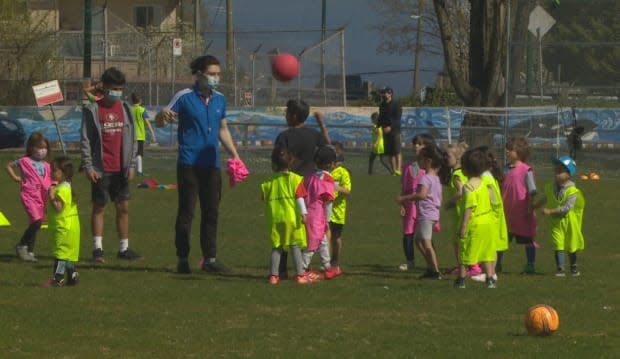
[377,87,403,175]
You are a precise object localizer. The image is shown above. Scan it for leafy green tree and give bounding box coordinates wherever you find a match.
[543,0,620,88]
[371,1,537,145]
[0,1,58,105]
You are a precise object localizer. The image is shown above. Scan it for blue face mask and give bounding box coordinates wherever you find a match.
[202,75,219,90]
[107,90,123,101]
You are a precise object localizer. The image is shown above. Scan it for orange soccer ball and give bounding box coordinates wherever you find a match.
[525,304,560,336]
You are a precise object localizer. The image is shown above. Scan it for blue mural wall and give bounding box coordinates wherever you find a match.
[4,106,620,147]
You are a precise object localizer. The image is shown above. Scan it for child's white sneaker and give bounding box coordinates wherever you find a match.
[15,244,28,260]
[24,252,37,262]
[398,261,414,271]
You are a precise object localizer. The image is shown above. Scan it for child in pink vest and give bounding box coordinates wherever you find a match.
[5,132,53,262]
[502,137,538,274]
[302,146,340,280]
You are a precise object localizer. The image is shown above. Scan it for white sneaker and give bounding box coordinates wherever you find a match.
[24,252,37,262]
[15,244,28,260]
[471,273,498,282]
[398,262,413,271]
[470,273,486,282]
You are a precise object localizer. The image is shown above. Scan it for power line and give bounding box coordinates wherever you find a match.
[351,68,437,76]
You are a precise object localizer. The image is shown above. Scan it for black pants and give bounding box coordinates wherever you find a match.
[368,153,391,174]
[19,220,42,252]
[175,164,221,259]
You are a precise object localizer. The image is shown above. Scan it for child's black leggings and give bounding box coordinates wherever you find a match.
[19,220,42,252]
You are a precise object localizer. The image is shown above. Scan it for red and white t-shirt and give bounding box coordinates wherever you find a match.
[97,100,124,173]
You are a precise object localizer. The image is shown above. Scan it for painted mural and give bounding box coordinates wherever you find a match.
[2,106,620,147]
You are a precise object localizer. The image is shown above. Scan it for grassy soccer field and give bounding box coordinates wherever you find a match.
[0,149,619,358]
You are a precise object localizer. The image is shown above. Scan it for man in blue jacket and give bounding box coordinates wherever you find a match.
[156,55,243,274]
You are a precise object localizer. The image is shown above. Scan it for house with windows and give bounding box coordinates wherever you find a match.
[22,0,207,103]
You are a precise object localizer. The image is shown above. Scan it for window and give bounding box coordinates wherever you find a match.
[134,6,160,28]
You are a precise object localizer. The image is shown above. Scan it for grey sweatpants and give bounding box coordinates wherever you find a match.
[302,237,331,271]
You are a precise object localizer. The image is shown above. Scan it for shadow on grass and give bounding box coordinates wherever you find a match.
[0,254,18,263]
[341,263,418,279]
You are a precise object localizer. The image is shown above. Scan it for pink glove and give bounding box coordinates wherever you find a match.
[226,158,250,187]
[433,221,441,233]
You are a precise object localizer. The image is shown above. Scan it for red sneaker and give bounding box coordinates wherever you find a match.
[295,273,313,284]
[268,275,279,285]
[305,269,322,281]
[324,266,342,280]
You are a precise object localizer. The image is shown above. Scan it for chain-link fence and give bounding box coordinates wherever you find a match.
[3,105,619,178]
[36,27,347,108]
[507,1,620,105]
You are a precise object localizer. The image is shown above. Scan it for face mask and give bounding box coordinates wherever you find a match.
[107,90,123,101]
[202,75,219,90]
[32,148,47,160]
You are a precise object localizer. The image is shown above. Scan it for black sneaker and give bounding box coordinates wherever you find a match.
[177,258,191,274]
[92,248,105,263]
[454,277,466,289]
[117,249,144,260]
[202,260,231,273]
[419,270,442,280]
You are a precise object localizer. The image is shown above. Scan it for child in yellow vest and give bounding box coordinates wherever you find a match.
[454,148,498,289]
[329,142,351,277]
[261,147,311,284]
[131,92,157,176]
[536,155,585,276]
[368,112,390,175]
[44,157,80,287]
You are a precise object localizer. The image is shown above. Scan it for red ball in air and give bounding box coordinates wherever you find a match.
[271,53,300,82]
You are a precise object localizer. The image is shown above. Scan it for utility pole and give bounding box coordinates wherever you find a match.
[321,0,326,104]
[226,0,234,73]
[194,0,200,57]
[412,0,424,98]
[83,0,92,103]
[103,1,108,69]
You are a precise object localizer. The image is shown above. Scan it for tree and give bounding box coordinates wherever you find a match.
[0,1,59,105]
[433,0,536,107]
[542,0,620,88]
[371,0,537,145]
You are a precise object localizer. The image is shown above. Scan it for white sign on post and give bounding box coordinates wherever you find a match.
[32,80,64,106]
[528,5,555,104]
[173,38,183,57]
[528,5,555,37]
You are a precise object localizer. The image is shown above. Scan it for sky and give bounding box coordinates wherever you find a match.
[203,0,444,97]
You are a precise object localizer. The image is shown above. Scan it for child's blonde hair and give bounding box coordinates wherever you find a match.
[444,142,469,166]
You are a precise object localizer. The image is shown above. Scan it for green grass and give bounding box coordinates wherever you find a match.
[0,150,619,358]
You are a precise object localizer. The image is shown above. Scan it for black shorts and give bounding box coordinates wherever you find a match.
[509,233,534,245]
[383,132,401,156]
[92,172,131,206]
[329,222,344,240]
[137,140,145,156]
